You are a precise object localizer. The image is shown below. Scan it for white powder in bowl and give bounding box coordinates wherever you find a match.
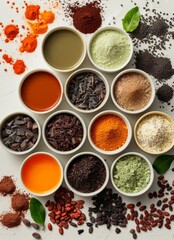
[136,114,174,153]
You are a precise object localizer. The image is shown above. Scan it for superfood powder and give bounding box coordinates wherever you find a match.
[114,72,152,111]
[90,29,131,71]
[0,176,16,196]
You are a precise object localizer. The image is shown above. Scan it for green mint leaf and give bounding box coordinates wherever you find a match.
[30,198,46,226]
[122,6,141,32]
[153,155,174,174]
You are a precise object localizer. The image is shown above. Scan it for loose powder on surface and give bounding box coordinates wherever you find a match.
[136,114,174,153]
[113,155,151,193]
[90,29,131,70]
[0,176,16,196]
[0,212,21,228]
[114,72,152,111]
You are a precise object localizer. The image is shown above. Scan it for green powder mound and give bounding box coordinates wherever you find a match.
[90,30,131,70]
[113,155,150,193]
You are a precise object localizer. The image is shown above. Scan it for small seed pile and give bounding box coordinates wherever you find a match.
[87,188,127,234]
[45,186,86,235]
[126,175,174,236]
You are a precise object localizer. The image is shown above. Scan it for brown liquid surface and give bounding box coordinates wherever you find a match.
[43,29,84,70]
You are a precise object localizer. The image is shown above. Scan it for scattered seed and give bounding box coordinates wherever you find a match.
[89,226,93,234]
[115,227,121,234]
[22,218,31,227]
[31,223,40,230]
[32,233,41,239]
[78,229,84,235]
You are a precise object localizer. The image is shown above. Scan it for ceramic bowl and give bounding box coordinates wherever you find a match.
[88,110,132,155]
[88,26,133,73]
[110,152,154,197]
[42,110,86,155]
[64,152,109,197]
[20,152,63,196]
[111,68,155,114]
[19,69,63,114]
[65,68,109,113]
[134,111,174,154]
[0,112,41,155]
[42,26,86,72]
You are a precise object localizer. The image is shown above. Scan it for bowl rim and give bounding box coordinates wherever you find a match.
[88,110,132,155]
[42,26,86,73]
[19,68,63,115]
[134,111,174,155]
[87,26,133,73]
[42,110,86,155]
[111,68,155,114]
[0,112,41,155]
[20,151,63,197]
[64,151,109,197]
[110,152,154,197]
[64,67,109,113]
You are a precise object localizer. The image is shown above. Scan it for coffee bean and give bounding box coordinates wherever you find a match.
[139,206,146,211]
[133,233,137,239]
[47,223,52,231]
[31,223,40,230]
[157,200,162,207]
[59,227,63,235]
[127,204,135,209]
[86,222,93,227]
[32,233,41,239]
[136,201,141,207]
[69,222,77,228]
[22,218,31,227]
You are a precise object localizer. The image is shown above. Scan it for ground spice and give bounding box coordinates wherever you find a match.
[0,212,21,228]
[69,1,102,34]
[156,84,174,103]
[2,54,13,64]
[4,24,19,40]
[0,176,16,196]
[91,114,128,151]
[25,5,40,20]
[11,193,29,212]
[114,72,152,111]
[136,114,174,153]
[29,21,48,34]
[13,60,26,74]
[19,35,37,53]
[41,11,55,24]
[135,50,174,81]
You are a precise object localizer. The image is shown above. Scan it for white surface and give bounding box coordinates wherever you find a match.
[0,0,174,240]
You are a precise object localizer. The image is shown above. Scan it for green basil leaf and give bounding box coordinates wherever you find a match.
[30,198,46,226]
[153,155,174,174]
[122,6,141,32]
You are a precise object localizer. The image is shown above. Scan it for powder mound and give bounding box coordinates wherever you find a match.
[13,60,26,75]
[135,50,174,81]
[25,5,40,20]
[0,176,16,196]
[4,24,19,40]
[19,36,37,53]
[11,193,29,212]
[0,212,21,228]
[41,11,55,24]
[156,84,174,103]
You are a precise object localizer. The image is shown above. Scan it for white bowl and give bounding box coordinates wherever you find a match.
[111,68,155,114]
[20,152,63,196]
[134,111,174,154]
[88,110,132,155]
[0,112,41,155]
[19,69,63,114]
[42,26,86,72]
[43,110,86,155]
[65,68,109,113]
[88,26,133,73]
[111,152,154,197]
[64,152,109,197]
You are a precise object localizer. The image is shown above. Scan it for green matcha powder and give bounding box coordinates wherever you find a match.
[113,155,151,193]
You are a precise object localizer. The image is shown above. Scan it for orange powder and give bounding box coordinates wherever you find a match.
[21,71,61,112]
[19,35,37,53]
[41,11,55,24]
[4,24,19,40]
[2,54,13,64]
[29,21,48,34]
[25,5,40,20]
[13,60,26,74]
[21,153,62,194]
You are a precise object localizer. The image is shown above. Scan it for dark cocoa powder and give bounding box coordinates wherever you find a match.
[0,212,21,228]
[0,176,16,196]
[11,193,29,212]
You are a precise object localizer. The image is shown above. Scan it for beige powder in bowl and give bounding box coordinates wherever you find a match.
[114,72,152,111]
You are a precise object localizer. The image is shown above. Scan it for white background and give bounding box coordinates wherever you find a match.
[0,0,174,239]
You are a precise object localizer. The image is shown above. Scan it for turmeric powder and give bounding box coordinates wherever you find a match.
[91,114,128,151]
[19,35,37,53]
